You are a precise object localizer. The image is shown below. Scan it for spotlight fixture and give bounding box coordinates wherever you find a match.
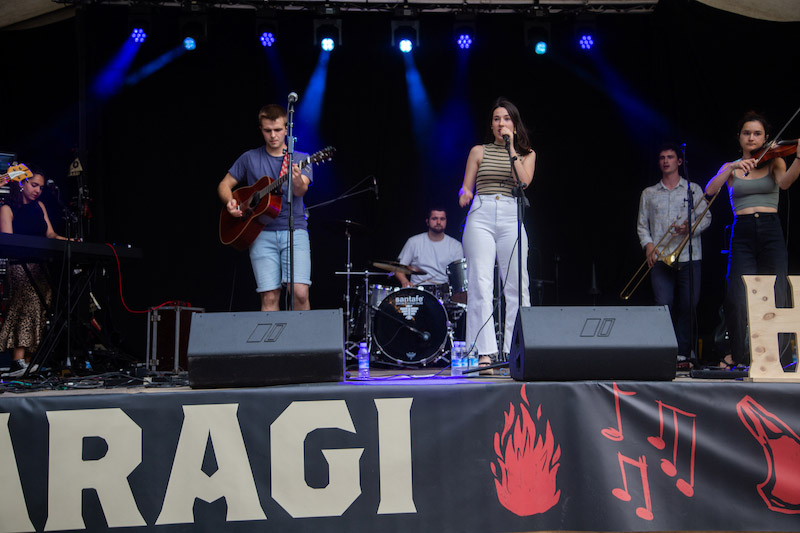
[524,21,550,55]
[392,19,419,53]
[575,17,597,51]
[256,10,278,48]
[314,18,342,51]
[128,4,152,44]
[131,27,147,44]
[453,15,475,51]
[179,2,207,51]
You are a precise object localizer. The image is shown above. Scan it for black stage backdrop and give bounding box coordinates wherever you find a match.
[1,1,800,362]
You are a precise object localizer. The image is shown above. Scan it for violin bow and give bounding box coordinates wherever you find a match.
[754,102,800,166]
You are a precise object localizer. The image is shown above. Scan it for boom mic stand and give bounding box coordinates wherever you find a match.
[306,175,379,342]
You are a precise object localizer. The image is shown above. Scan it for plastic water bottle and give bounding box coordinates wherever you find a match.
[358,342,370,378]
[451,341,463,376]
[466,344,479,373]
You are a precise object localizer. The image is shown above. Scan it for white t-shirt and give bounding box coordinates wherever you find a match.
[397,232,464,285]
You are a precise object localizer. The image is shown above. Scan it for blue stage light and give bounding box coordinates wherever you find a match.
[456,33,472,50]
[259,31,276,47]
[314,19,341,52]
[321,37,335,52]
[131,28,147,44]
[399,38,413,53]
[579,34,594,50]
[535,40,547,55]
[183,37,196,51]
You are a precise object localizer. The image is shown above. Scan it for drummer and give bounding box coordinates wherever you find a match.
[395,207,464,295]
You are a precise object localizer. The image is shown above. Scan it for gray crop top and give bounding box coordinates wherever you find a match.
[729,172,779,212]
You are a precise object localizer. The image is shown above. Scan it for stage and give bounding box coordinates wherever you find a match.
[1,368,798,532]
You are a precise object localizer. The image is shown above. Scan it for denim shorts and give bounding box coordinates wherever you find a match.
[249,229,311,292]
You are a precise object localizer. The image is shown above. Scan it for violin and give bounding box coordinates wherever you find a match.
[752,139,798,166]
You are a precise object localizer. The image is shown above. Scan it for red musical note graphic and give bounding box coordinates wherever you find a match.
[647,400,696,497]
[601,382,637,442]
[611,452,654,521]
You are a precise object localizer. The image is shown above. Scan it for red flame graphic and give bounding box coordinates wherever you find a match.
[491,384,561,516]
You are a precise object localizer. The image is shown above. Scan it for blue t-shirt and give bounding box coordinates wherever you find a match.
[229,147,313,231]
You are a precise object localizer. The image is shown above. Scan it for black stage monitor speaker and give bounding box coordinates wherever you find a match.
[188,309,344,388]
[509,306,677,381]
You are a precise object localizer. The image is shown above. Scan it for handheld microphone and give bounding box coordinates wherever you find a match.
[502,134,510,145]
[287,92,298,104]
[372,176,379,200]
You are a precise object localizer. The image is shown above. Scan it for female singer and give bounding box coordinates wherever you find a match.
[705,112,800,367]
[458,97,536,369]
[0,169,66,376]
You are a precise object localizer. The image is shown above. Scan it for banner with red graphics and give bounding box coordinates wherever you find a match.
[0,379,798,532]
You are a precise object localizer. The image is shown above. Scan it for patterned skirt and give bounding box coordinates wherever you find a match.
[0,263,52,354]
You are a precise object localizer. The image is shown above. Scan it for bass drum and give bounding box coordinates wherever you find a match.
[373,288,448,366]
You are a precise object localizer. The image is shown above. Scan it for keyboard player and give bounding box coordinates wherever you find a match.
[0,167,67,376]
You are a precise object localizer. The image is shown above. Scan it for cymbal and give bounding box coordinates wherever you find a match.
[371,260,428,276]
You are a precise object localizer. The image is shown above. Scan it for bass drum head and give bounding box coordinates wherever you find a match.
[373,288,448,365]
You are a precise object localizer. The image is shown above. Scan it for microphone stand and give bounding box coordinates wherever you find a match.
[682,144,697,364]
[285,95,296,310]
[506,137,529,361]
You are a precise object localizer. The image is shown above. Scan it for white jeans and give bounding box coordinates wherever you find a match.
[462,195,530,356]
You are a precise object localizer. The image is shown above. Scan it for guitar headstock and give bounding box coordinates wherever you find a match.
[309,146,336,165]
[2,164,33,184]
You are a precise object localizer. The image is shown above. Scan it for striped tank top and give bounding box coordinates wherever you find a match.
[476,142,515,197]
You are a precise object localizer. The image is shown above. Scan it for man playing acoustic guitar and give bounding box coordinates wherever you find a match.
[217,104,313,311]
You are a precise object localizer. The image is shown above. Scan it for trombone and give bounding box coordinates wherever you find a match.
[619,188,721,300]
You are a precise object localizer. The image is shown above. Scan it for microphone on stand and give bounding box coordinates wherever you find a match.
[502,134,510,146]
[372,176,379,200]
[288,92,298,104]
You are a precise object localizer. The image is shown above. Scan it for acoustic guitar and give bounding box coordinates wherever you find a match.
[1,164,33,186]
[219,147,335,250]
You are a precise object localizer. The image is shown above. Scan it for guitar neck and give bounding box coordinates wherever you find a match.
[254,156,310,204]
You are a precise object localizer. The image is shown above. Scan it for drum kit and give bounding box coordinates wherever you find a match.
[339,255,468,367]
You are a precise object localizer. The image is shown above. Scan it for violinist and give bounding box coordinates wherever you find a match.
[637,143,711,364]
[705,111,800,367]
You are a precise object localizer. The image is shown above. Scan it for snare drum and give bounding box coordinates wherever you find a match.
[446,259,468,304]
[373,288,448,365]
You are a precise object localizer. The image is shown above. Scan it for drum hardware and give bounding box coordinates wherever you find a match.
[446,258,468,304]
[335,270,392,358]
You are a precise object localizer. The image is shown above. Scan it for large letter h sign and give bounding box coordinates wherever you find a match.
[743,275,800,383]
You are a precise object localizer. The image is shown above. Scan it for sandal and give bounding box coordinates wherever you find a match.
[478,355,495,376]
[719,354,736,370]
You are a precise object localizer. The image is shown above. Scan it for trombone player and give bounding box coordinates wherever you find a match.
[636,143,711,363]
